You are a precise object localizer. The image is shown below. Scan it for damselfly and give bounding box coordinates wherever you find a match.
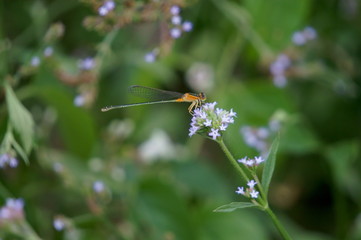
[101,85,206,114]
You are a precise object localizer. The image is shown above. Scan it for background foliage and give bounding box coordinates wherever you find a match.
[1,0,360,239]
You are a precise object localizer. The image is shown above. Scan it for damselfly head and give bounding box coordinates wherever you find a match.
[199,92,206,101]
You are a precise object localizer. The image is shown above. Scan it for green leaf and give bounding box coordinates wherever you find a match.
[261,133,280,196]
[5,83,35,155]
[213,202,257,212]
[11,136,29,164]
[243,0,310,51]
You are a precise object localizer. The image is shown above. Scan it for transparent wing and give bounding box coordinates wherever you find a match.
[128,85,184,101]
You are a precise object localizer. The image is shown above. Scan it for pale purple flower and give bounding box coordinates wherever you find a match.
[273,75,287,88]
[93,181,105,193]
[209,128,220,140]
[78,57,95,70]
[235,187,245,195]
[170,5,180,15]
[247,180,257,189]
[144,52,156,63]
[304,26,317,40]
[237,157,248,164]
[104,0,115,11]
[98,6,109,16]
[74,95,85,107]
[170,28,182,38]
[182,21,193,32]
[0,154,19,169]
[53,218,65,231]
[255,156,265,165]
[44,46,54,57]
[246,159,255,166]
[31,56,40,66]
[171,15,182,25]
[250,189,259,198]
[0,198,24,221]
[292,31,307,45]
[8,157,18,168]
[204,119,212,127]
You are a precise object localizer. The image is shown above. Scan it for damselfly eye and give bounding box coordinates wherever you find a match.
[199,93,206,101]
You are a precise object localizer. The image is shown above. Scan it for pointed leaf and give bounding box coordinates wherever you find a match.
[5,83,34,155]
[11,136,29,164]
[261,133,280,196]
[213,202,257,212]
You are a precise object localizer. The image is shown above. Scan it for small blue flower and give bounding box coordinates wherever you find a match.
[182,21,193,32]
[53,217,65,231]
[170,28,182,39]
[170,5,180,15]
[93,180,105,193]
[235,187,245,195]
[247,180,257,189]
[250,189,259,199]
[171,15,182,25]
[144,52,156,63]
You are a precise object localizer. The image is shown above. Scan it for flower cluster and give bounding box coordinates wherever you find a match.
[0,154,18,168]
[169,5,193,39]
[189,102,236,141]
[240,115,282,154]
[235,180,259,199]
[269,54,291,88]
[0,198,24,222]
[292,26,317,46]
[237,156,265,168]
[98,1,115,16]
[240,126,270,153]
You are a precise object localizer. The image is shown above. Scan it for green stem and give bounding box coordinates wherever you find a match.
[264,207,292,240]
[217,139,249,182]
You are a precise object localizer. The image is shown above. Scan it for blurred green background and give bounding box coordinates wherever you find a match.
[0,0,361,239]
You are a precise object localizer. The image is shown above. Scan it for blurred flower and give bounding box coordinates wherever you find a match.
[240,126,269,153]
[291,31,306,46]
[186,62,214,92]
[269,54,291,88]
[182,21,193,32]
[53,217,65,231]
[171,15,182,25]
[0,154,18,169]
[31,56,40,67]
[104,0,115,11]
[170,5,180,15]
[189,102,236,141]
[43,46,54,57]
[107,119,134,139]
[0,198,24,222]
[78,57,95,70]
[93,181,105,193]
[292,26,317,46]
[170,28,182,38]
[98,0,115,16]
[73,95,85,107]
[138,129,178,163]
[144,52,156,63]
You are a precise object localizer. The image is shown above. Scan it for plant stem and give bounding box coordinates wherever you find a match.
[264,207,292,240]
[217,139,249,181]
